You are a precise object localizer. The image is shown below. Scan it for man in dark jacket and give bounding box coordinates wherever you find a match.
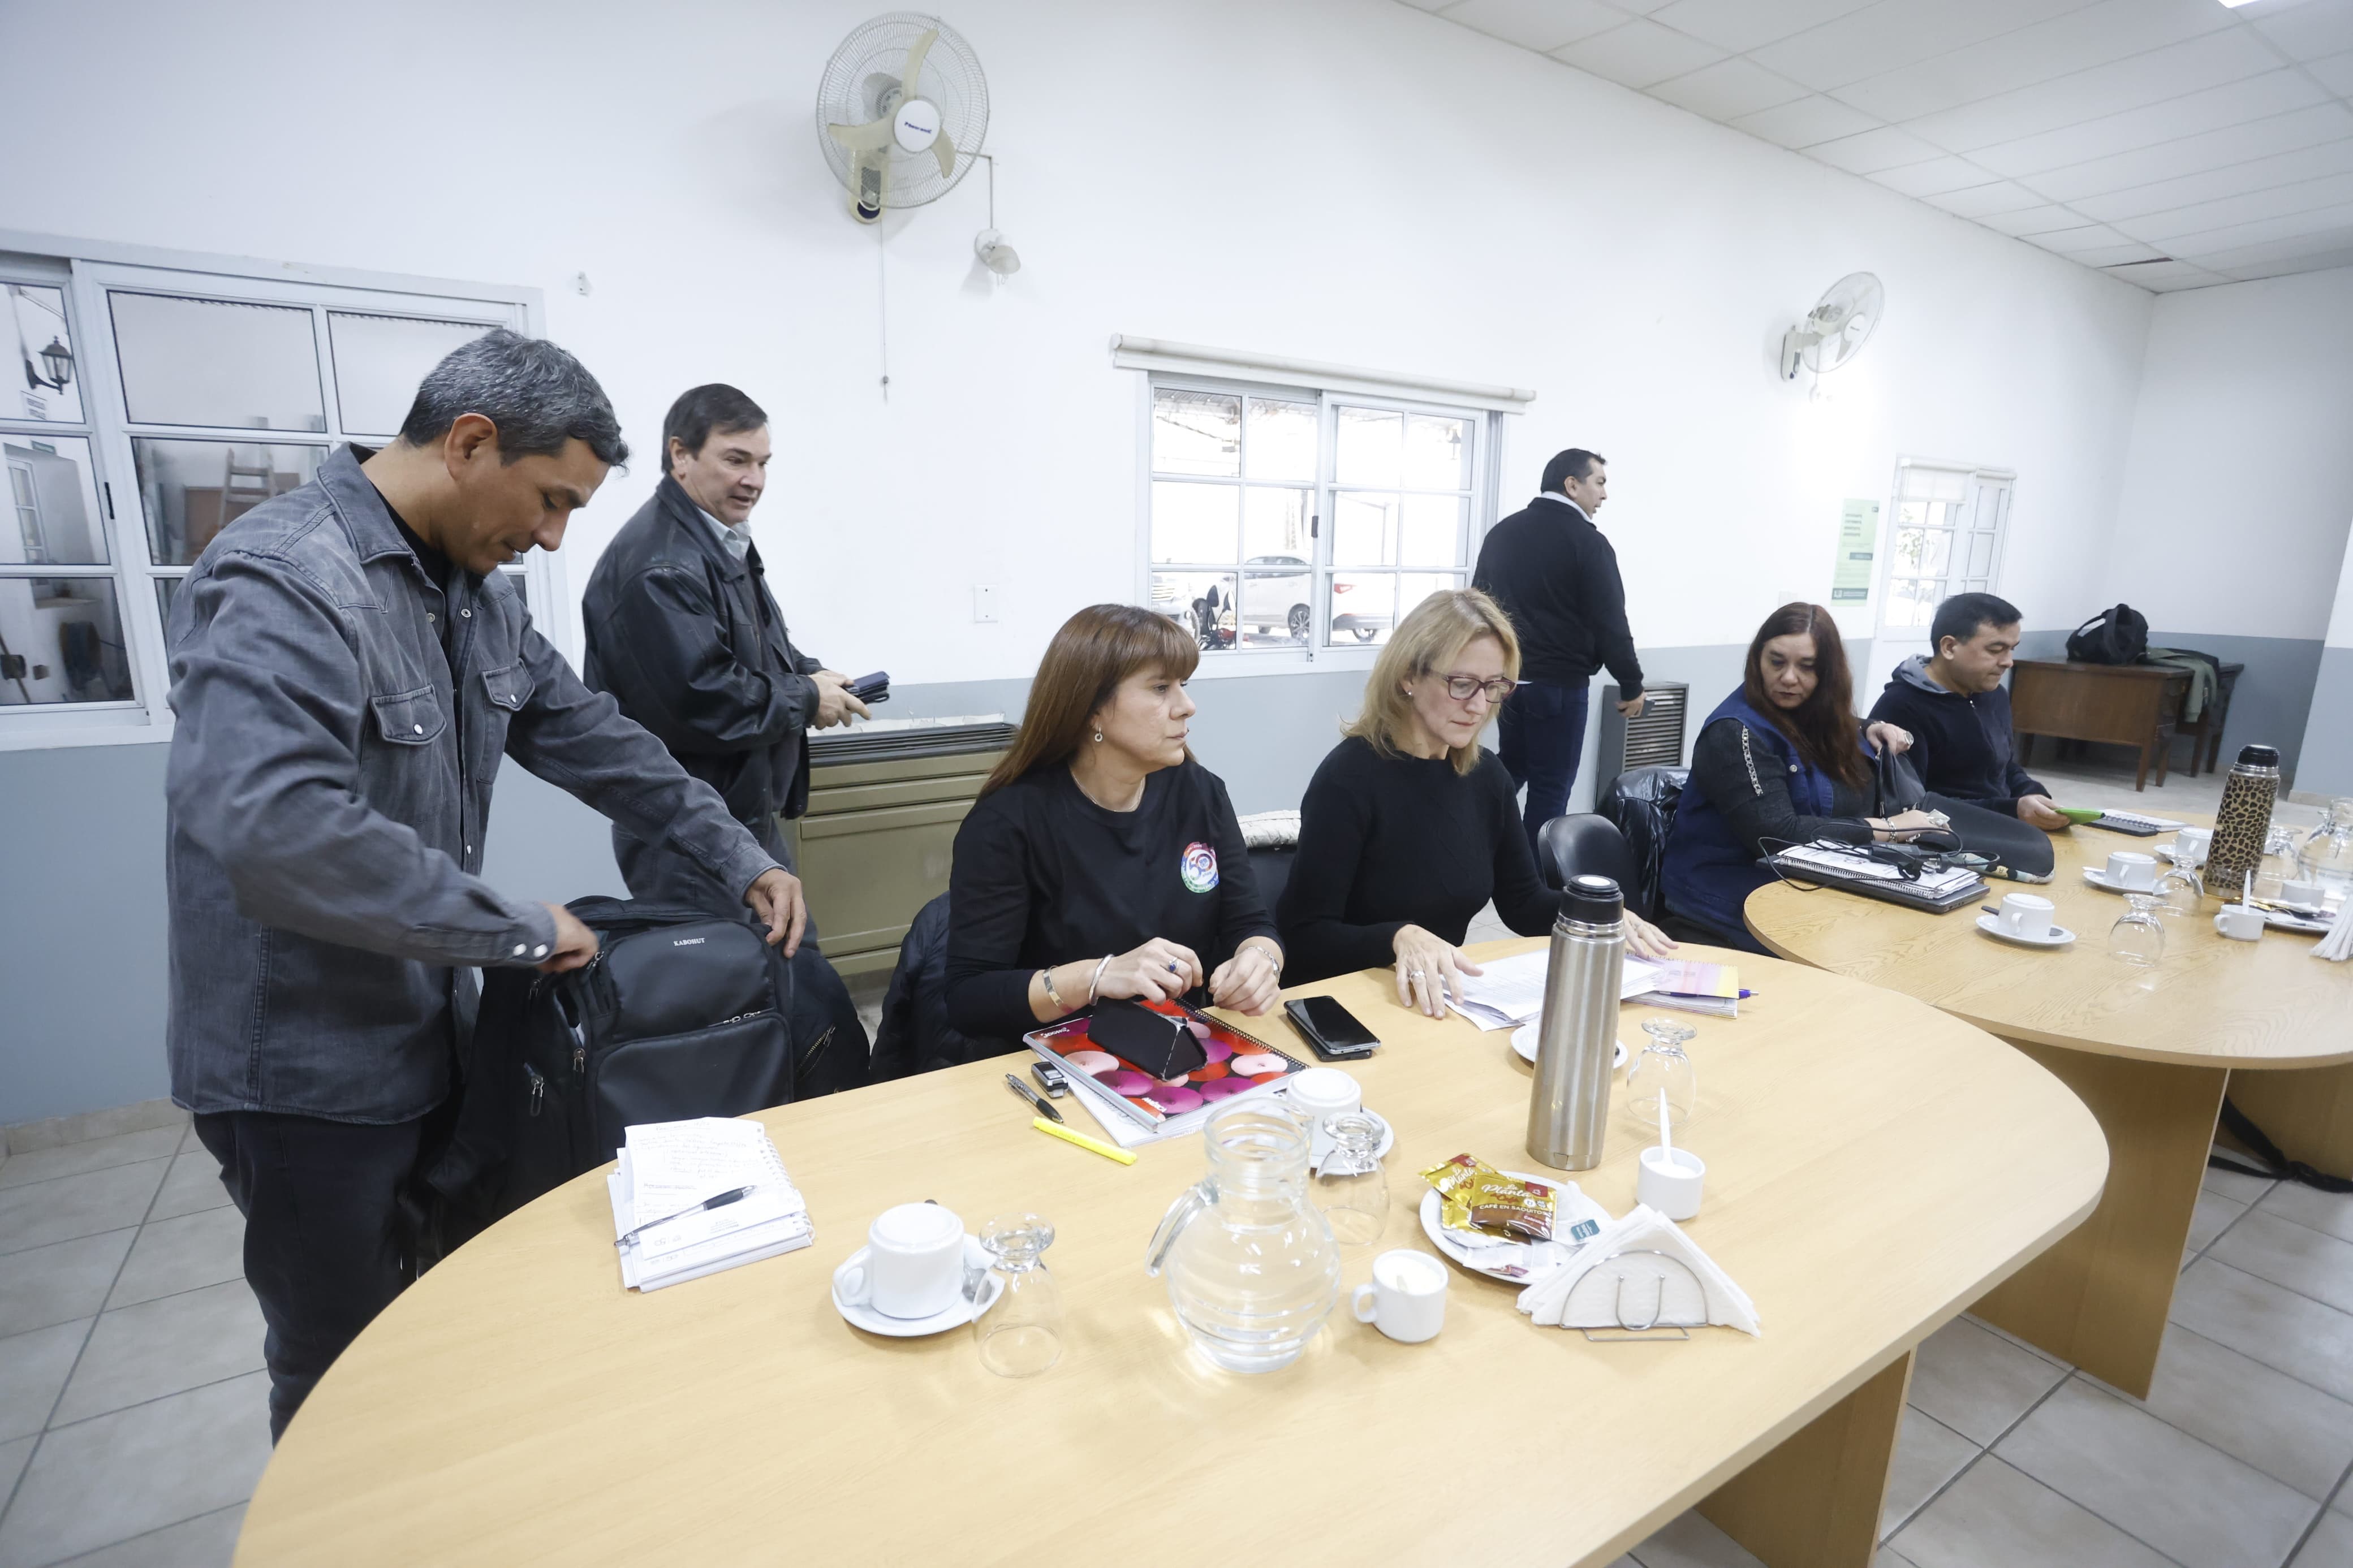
[582,384,870,901]
[1471,447,1646,855]
[1867,591,2067,829]
[165,332,805,1439]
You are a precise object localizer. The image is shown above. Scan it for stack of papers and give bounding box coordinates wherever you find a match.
[1516,1204,1759,1335]
[605,1117,813,1293]
[1447,950,1677,1033]
[1628,958,1740,1018]
[1774,843,1981,896]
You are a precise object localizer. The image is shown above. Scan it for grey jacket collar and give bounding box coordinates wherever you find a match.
[1895,654,1959,696]
[320,444,413,567]
[657,475,760,582]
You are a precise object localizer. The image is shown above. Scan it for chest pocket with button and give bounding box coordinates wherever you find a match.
[370,686,447,745]
[481,663,533,713]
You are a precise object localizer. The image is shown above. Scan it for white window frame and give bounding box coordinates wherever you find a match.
[0,231,544,751]
[1119,338,1525,677]
[1872,457,2016,642]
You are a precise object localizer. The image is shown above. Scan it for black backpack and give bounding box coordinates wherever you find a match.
[425,897,856,1243]
[2067,604,2148,665]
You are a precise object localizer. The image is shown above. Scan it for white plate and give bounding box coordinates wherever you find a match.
[1417,1169,1610,1284]
[2082,868,2161,895]
[831,1234,1003,1338]
[1975,914,2076,948]
[1510,1025,1628,1070]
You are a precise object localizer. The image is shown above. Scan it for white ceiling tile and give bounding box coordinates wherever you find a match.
[2253,1,2353,62]
[1645,56,1812,119]
[2016,102,2353,199]
[1901,29,2286,153]
[1397,0,1458,10]
[1641,0,1877,53]
[1869,155,2004,196]
[2020,221,2137,252]
[1726,93,1883,148]
[1979,203,2091,235]
[1825,0,2234,126]
[2064,241,2172,266]
[1437,0,1631,51]
[2114,171,2353,240]
[2103,258,2233,289]
[2309,49,2353,94]
[1549,18,1729,87]
[1922,179,2052,216]
[1967,71,2330,175]
[1749,0,2111,93]
[2128,195,2353,250]
[1610,0,1677,11]
[1804,124,1947,173]
[2070,136,2353,221]
[2177,227,2353,270]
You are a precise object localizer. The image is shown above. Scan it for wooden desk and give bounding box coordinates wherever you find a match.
[1747,820,2353,1397]
[235,944,2101,1568]
[2010,659,2190,791]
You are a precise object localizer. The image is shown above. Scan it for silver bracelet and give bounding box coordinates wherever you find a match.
[1088,954,1113,1004]
[1039,967,1068,1014]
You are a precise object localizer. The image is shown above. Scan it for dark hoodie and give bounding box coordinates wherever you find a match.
[1866,655,2048,818]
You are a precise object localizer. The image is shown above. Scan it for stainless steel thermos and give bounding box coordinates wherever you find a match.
[2204,744,2282,902]
[1526,875,1626,1172]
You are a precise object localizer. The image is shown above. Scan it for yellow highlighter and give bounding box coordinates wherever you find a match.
[1032,1116,1137,1166]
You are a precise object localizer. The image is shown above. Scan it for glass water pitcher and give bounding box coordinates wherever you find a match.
[1145,1099,1342,1373]
[2298,798,2353,905]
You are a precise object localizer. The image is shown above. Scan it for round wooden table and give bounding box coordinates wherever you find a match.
[1747,817,2353,1397]
[235,944,2104,1568]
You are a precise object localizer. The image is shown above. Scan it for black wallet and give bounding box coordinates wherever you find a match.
[848,670,890,703]
[1086,999,1208,1080]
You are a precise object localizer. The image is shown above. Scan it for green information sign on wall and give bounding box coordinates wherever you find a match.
[1832,499,1878,603]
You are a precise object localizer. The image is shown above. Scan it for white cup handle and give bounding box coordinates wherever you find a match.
[834,1258,873,1307]
[1352,1282,1379,1324]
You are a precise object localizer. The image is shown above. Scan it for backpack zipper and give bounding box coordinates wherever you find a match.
[524,1062,546,1116]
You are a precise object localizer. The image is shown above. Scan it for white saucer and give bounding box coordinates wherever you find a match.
[1510,1025,1628,1070]
[831,1234,1003,1337]
[2082,868,2160,895]
[1417,1168,1609,1284]
[1976,913,2076,948]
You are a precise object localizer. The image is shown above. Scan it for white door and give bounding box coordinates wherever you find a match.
[1873,464,2012,677]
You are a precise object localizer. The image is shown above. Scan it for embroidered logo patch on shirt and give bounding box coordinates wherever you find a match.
[1180,841,1219,893]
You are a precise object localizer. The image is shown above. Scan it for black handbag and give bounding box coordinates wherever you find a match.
[2066,604,2149,666]
[426,897,840,1241]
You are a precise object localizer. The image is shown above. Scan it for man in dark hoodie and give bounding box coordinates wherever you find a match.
[1868,592,2067,830]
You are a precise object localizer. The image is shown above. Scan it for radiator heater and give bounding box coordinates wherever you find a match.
[1594,681,1688,799]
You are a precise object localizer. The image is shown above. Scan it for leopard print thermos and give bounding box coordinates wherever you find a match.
[2203,745,2282,903]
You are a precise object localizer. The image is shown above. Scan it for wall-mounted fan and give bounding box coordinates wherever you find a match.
[816,13,989,224]
[1779,273,1884,381]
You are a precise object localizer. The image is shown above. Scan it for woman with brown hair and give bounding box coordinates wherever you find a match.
[1659,602,1931,953]
[944,604,1285,1043]
[1279,589,1675,1016]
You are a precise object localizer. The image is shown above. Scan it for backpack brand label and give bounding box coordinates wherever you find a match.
[672,936,706,946]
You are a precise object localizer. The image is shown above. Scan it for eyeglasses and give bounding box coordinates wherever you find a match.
[1435,675,1518,704]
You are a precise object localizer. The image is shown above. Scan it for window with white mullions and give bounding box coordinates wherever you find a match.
[1873,460,2014,672]
[1143,377,1489,658]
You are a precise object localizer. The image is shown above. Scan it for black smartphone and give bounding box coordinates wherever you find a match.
[1029,1061,1070,1099]
[1284,996,1380,1059]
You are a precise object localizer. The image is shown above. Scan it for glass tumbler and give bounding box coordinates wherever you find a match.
[973,1213,1062,1378]
[1624,1018,1698,1137]
[2108,894,2166,967]
[1312,1112,1389,1250]
[2152,865,2202,921]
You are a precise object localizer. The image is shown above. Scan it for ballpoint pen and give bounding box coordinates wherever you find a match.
[615,1185,755,1248]
[1006,1072,1064,1123]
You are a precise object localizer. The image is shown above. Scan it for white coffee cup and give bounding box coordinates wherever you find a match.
[1999,892,2055,940]
[834,1202,966,1319]
[1286,1066,1361,1126]
[2215,904,2265,941]
[1637,1145,1706,1221]
[2106,851,2159,890]
[2173,828,2212,866]
[1351,1249,1447,1344]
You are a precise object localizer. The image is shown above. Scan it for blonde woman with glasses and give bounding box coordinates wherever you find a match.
[1278,589,1674,1017]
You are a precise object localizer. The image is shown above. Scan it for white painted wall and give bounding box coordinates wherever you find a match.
[2326,532,2353,650]
[0,0,2152,683]
[2104,266,2353,640]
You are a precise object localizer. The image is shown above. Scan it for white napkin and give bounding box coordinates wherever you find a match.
[2314,899,2353,962]
[1515,1204,1760,1335]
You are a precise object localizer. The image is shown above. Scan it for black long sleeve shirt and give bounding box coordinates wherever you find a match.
[1688,718,1874,858]
[944,759,1278,1040]
[1471,495,1643,694]
[1277,737,1560,984]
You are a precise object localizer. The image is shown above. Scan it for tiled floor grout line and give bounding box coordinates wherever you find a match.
[31,1364,269,1442]
[37,1502,249,1568]
[2274,1453,2353,1568]
[0,1123,200,1545]
[1882,1359,2087,1550]
[2191,1251,2353,1329]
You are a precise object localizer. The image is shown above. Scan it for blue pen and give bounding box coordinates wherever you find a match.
[1739,989,1757,1000]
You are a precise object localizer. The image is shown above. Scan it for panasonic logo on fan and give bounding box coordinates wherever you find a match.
[893,101,940,150]
[672,937,706,947]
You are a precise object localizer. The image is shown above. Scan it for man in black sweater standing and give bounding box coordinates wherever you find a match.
[1472,448,1645,856]
[1866,591,2067,830]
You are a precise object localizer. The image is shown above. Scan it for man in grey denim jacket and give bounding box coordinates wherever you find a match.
[164,330,804,1439]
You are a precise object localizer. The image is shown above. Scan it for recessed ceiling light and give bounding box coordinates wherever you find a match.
[2216,0,2260,8]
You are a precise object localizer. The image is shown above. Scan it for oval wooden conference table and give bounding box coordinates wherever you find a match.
[1748,814,2353,1401]
[235,940,2102,1568]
